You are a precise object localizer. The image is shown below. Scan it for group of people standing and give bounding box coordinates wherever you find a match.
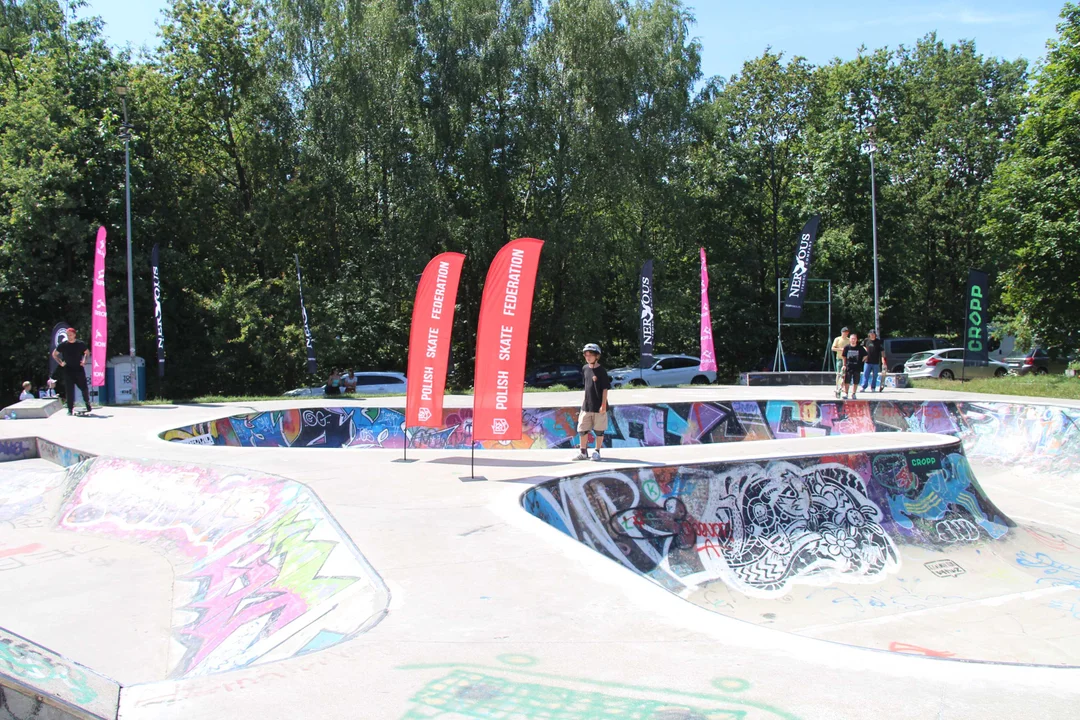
[832,327,888,400]
[15,327,93,415]
[324,369,359,395]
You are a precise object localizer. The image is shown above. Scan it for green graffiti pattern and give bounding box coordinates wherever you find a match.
[400,657,798,720]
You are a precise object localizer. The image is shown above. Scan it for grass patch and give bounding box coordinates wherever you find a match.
[911,375,1080,401]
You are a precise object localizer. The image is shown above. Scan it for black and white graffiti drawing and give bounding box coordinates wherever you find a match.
[527,461,900,598]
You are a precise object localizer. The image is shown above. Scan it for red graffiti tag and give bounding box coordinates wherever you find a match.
[888,642,955,658]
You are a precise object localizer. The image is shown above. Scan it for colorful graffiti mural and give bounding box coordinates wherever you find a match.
[0,437,95,468]
[0,438,36,463]
[160,400,1080,471]
[1,456,389,680]
[522,440,1012,597]
[0,627,120,719]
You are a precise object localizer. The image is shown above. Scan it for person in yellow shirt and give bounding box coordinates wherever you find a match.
[831,327,850,398]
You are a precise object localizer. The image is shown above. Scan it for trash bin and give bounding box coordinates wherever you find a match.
[105,356,146,404]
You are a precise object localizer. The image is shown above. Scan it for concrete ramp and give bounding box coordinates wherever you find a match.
[0,454,390,685]
[522,433,1080,665]
[0,627,120,720]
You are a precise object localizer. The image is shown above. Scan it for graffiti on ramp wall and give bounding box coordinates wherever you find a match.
[5,457,388,679]
[159,400,1080,471]
[522,442,1012,597]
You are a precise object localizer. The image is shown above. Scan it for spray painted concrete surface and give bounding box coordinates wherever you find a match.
[2,386,1080,719]
[0,453,389,710]
[523,435,1080,664]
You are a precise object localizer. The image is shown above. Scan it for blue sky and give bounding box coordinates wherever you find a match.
[79,0,1065,79]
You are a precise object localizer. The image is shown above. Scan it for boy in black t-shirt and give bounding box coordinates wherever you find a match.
[574,343,610,461]
[841,332,867,400]
[859,329,888,393]
[51,327,92,415]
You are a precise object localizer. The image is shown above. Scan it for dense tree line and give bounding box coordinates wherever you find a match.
[1,0,1076,400]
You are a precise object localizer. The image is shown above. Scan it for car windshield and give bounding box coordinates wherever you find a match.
[908,352,935,362]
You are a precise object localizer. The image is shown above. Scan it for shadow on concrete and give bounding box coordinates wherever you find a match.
[429,457,562,468]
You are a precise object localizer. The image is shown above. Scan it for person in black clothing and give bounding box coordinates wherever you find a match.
[51,327,92,415]
[574,343,610,461]
[841,332,867,400]
[859,329,888,393]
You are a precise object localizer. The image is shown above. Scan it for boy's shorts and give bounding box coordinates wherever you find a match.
[577,411,608,434]
[844,366,860,384]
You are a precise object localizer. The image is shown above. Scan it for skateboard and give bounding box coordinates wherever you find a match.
[73,409,95,417]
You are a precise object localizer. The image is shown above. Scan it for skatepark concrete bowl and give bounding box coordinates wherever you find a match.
[3,387,1080,719]
[521,432,1080,665]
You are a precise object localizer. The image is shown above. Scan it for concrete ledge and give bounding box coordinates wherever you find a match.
[738,371,910,388]
[0,627,120,720]
[739,371,835,386]
[1,399,62,420]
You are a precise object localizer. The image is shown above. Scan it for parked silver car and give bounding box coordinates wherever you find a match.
[609,355,716,388]
[904,348,1009,380]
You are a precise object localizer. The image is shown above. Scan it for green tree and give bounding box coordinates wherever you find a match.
[0,0,129,399]
[983,3,1080,349]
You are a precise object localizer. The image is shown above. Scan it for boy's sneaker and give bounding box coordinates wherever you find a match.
[834,390,841,399]
[572,451,589,461]
[852,392,858,400]
[67,409,73,416]
[591,451,602,461]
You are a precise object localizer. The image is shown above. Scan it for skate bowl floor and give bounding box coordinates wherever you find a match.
[3,386,1080,719]
[522,432,1080,666]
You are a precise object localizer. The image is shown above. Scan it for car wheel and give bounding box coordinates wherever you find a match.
[629,379,646,387]
[891,365,905,374]
[1036,367,1048,375]
[939,369,954,380]
[691,375,710,385]
[994,368,1007,377]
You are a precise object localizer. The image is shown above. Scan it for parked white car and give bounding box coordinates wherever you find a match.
[904,349,1009,380]
[609,355,716,388]
[284,371,408,397]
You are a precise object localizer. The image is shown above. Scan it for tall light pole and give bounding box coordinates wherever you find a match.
[116,86,137,402]
[867,125,880,336]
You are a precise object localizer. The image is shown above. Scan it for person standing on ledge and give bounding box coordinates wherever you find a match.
[832,326,850,399]
[860,329,887,393]
[574,343,610,461]
[841,331,867,400]
[51,327,92,415]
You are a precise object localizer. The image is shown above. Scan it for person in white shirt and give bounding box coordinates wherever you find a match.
[38,378,58,398]
[19,381,34,400]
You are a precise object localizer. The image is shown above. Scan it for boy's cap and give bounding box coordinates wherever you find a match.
[582,343,602,354]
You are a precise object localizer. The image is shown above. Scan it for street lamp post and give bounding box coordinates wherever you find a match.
[116,86,137,403]
[867,125,880,336]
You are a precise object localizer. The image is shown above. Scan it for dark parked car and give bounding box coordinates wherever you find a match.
[525,363,584,389]
[1004,348,1068,376]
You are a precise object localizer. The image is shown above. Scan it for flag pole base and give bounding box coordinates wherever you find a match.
[460,439,486,481]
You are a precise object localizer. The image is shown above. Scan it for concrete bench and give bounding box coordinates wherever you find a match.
[0,398,62,419]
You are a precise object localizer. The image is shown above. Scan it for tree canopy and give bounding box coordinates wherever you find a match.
[0,0,1075,400]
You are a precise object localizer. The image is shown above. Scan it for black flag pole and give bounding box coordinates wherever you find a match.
[151,244,165,380]
[295,254,318,375]
[639,260,655,384]
[963,269,990,384]
[460,418,485,482]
